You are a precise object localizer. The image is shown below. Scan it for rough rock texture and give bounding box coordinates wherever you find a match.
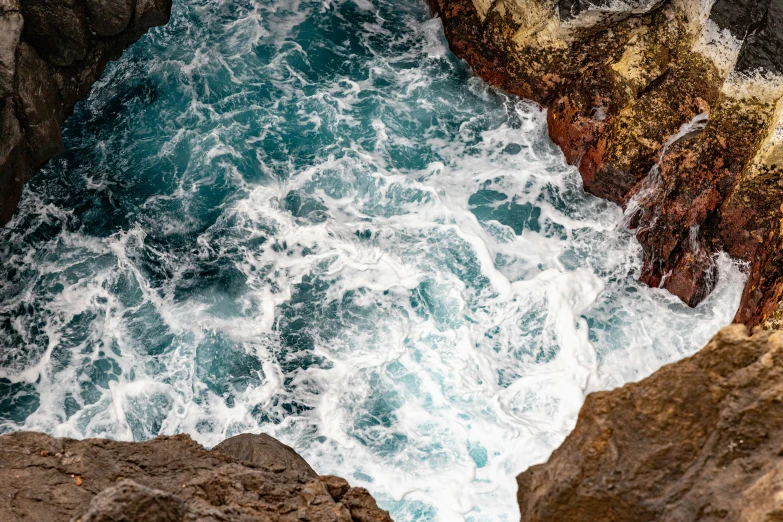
[516,325,783,521]
[0,431,392,522]
[429,0,783,328]
[0,0,171,226]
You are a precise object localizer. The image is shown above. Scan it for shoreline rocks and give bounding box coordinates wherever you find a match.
[517,325,783,521]
[0,431,392,521]
[429,0,783,328]
[0,0,172,226]
[429,1,783,519]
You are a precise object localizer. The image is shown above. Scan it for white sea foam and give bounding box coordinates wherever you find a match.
[0,1,745,521]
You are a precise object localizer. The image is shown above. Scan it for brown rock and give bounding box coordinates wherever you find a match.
[20,0,89,67]
[0,431,392,522]
[517,325,783,521]
[85,0,133,37]
[429,0,783,327]
[213,432,317,478]
[16,42,64,168]
[133,0,169,32]
[0,7,22,97]
[77,480,189,522]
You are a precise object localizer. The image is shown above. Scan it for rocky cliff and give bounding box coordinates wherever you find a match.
[0,431,392,521]
[428,0,783,520]
[517,325,783,521]
[0,0,171,226]
[429,0,783,328]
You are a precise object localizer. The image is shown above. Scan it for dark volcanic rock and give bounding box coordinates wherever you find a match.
[430,0,783,329]
[0,0,171,226]
[516,325,783,521]
[0,431,392,522]
[85,0,133,37]
[0,4,22,98]
[17,42,63,168]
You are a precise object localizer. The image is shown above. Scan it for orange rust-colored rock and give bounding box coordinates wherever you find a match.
[430,0,783,328]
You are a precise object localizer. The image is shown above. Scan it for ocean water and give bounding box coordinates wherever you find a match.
[0,1,745,520]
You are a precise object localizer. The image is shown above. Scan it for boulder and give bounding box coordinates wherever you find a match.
[85,0,134,37]
[213,432,318,477]
[516,325,783,521]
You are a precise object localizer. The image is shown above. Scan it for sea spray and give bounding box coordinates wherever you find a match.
[0,1,744,520]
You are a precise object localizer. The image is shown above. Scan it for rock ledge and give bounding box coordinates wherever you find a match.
[0,431,392,522]
[516,325,783,521]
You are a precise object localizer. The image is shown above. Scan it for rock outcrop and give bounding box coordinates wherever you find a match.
[428,2,783,519]
[0,0,171,226]
[0,431,392,522]
[429,0,783,329]
[516,325,783,521]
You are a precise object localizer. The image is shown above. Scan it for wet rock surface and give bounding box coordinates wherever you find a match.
[516,325,783,521]
[429,0,783,328]
[0,431,392,522]
[0,0,171,226]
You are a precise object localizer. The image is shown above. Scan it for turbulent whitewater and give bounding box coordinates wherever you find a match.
[0,0,744,520]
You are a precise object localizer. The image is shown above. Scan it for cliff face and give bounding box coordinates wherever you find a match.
[517,325,783,521]
[0,431,392,522]
[428,1,783,520]
[0,0,171,226]
[429,0,783,329]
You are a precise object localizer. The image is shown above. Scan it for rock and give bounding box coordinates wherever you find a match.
[340,487,396,522]
[558,0,665,39]
[0,7,22,97]
[20,0,89,67]
[213,432,318,478]
[85,0,133,37]
[133,0,169,33]
[16,42,63,168]
[77,480,189,522]
[0,99,28,225]
[516,325,783,521]
[429,0,783,328]
[0,0,172,227]
[0,431,393,522]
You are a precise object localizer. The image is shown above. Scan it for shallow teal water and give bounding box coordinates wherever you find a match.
[0,1,744,520]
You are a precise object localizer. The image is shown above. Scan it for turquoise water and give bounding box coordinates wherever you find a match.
[0,1,744,520]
